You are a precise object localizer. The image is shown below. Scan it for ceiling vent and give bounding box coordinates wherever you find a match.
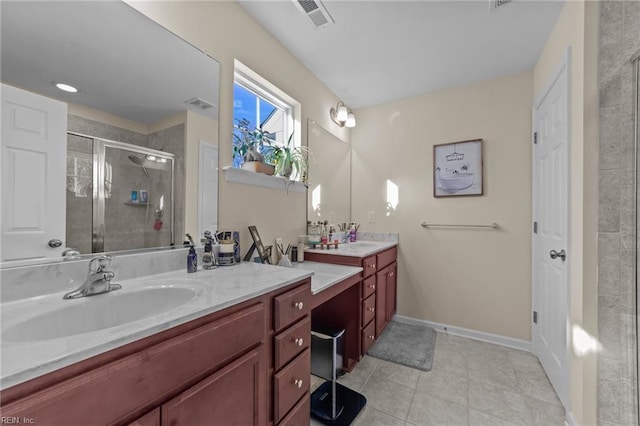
[490,0,514,11]
[292,0,335,29]
[185,97,216,110]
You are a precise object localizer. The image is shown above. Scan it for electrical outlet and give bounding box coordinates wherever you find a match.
[368,211,375,223]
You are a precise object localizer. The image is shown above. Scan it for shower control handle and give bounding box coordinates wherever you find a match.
[48,239,63,248]
[549,249,566,261]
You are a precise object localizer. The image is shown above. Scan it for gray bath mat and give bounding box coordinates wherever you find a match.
[367,320,436,371]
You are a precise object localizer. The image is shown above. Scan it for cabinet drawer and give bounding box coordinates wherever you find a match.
[362,293,376,326]
[274,284,311,331]
[278,394,310,426]
[0,303,265,425]
[362,275,376,299]
[361,320,376,355]
[274,317,311,371]
[273,349,310,423]
[362,255,377,277]
[377,246,397,270]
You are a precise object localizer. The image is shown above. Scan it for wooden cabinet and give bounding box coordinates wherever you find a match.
[305,245,397,359]
[0,278,313,426]
[270,282,312,424]
[376,261,397,335]
[129,409,160,426]
[162,348,263,426]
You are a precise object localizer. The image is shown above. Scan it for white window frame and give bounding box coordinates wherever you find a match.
[233,60,301,149]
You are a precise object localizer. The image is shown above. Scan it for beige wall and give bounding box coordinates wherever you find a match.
[127,0,350,251]
[532,0,598,424]
[351,71,534,341]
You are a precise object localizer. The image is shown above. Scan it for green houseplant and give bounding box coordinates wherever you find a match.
[232,118,275,175]
[263,133,312,181]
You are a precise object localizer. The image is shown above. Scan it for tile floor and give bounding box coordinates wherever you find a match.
[310,332,565,426]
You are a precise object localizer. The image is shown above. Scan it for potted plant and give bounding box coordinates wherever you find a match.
[263,133,312,182]
[232,118,275,175]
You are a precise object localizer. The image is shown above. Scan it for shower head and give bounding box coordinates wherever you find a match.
[128,155,149,178]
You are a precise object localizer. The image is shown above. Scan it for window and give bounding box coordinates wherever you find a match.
[232,60,300,169]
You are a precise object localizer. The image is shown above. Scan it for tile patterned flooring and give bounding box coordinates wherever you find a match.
[310,333,565,426]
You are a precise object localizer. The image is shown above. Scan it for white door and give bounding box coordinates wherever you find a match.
[532,51,570,408]
[198,141,218,237]
[1,83,67,262]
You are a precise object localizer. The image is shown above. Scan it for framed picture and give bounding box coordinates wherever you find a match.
[433,139,483,197]
[247,225,270,264]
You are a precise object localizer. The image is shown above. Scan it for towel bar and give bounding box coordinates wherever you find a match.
[421,222,499,229]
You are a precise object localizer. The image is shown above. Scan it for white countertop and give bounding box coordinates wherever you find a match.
[305,240,397,258]
[291,261,362,295]
[0,262,312,390]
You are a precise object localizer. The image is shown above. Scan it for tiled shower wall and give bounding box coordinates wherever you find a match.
[66,115,185,253]
[598,1,640,425]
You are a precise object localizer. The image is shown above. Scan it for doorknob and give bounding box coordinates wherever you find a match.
[48,239,63,248]
[549,249,566,261]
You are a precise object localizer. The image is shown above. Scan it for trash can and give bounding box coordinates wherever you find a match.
[310,324,366,425]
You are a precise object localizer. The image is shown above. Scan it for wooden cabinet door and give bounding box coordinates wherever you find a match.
[129,408,160,426]
[162,348,264,426]
[375,267,388,336]
[386,262,397,322]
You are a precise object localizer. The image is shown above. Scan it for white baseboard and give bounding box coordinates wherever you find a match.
[393,315,532,352]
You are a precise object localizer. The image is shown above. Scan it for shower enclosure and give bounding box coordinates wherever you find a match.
[66,132,175,254]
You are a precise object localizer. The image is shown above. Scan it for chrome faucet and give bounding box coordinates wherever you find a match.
[63,255,122,299]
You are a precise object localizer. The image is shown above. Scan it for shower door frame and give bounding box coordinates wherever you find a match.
[634,54,640,424]
[68,131,176,253]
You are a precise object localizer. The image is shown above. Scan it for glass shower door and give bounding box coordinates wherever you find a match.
[97,141,174,253]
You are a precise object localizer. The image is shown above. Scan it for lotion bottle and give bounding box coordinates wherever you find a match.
[187,245,198,273]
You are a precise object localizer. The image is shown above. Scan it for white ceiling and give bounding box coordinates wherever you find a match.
[1,1,220,124]
[238,0,564,108]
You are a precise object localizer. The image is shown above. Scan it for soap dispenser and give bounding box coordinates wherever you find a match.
[186,233,198,273]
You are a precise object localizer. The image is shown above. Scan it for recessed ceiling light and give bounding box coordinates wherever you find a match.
[53,82,78,93]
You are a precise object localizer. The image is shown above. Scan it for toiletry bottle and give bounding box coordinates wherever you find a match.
[187,245,198,273]
[349,224,357,242]
[202,240,213,269]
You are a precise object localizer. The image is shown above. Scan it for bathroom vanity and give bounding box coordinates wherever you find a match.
[305,240,398,367]
[0,263,313,425]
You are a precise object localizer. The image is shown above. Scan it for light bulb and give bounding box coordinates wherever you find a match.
[336,104,348,122]
[345,113,356,128]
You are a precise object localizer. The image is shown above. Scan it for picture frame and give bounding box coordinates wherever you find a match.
[433,139,483,197]
[247,225,271,264]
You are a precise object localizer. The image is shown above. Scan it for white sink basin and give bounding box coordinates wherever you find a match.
[3,285,201,342]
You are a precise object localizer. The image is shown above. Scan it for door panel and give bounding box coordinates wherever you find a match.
[1,83,67,262]
[532,55,569,408]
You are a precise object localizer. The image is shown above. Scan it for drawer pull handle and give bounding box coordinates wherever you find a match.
[295,338,304,346]
[389,272,394,277]
[367,307,375,312]
[293,301,304,310]
[368,284,375,289]
[369,264,376,269]
[294,379,304,388]
[368,335,375,340]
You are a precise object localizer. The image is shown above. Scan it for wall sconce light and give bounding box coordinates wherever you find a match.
[330,101,356,128]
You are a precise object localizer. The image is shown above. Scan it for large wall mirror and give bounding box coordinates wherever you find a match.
[0,1,220,265]
[307,120,351,226]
